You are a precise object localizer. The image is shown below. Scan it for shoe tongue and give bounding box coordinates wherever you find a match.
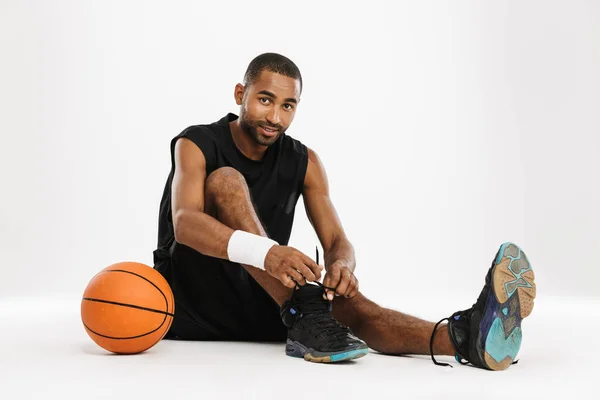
[294,284,326,300]
[291,284,331,313]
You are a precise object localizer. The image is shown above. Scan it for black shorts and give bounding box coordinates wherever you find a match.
[155,242,287,342]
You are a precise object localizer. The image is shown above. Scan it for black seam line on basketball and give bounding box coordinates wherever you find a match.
[89,307,169,341]
[83,316,169,340]
[87,268,175,344]
[147,314,173,350]
[82,298,174,317]
[97,269,172,314]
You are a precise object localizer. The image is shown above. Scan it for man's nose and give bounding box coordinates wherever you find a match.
[266,107,280,126]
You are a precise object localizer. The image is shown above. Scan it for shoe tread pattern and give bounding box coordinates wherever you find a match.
[484,243,536,370]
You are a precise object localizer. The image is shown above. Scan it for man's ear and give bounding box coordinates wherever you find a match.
[234,83,245,106]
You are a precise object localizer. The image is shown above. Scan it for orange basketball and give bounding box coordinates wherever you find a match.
[81,261,174,354]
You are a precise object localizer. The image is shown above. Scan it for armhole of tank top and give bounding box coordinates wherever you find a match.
[171,130,217,175]
[296,145,309,196]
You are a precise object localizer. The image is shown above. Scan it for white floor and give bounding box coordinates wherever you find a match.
[1,294,598,400]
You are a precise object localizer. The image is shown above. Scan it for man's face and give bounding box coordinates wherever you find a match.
[236,70,301,146]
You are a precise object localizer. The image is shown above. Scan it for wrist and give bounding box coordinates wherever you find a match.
[327,257,355,271]
[226,230,278,270]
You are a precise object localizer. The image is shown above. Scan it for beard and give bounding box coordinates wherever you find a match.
[239,113,285,147]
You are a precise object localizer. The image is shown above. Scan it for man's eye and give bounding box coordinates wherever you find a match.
[260,98,270,104]
[283,104,293,110]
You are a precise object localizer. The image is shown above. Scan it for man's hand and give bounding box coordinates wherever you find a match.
[322,259,359,301]
[264,245,323,288]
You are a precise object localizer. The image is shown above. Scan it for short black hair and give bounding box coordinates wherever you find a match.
[243,53,303,93]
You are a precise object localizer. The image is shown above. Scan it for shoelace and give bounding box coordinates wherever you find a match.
[290,247,350,339]
[430,269,493,368]
[429,313,468,368]
[294,246,336,294]
[288,283,351,339]
[429,310,519,368]
[298,310,351,339]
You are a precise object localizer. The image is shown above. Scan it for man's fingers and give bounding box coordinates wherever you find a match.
[322,272,332,300]
[281,275,297,289]
[323,271,331,287]
[348,283,359,298]
[325,266,342,301]
[348,277,359,298]
[328,264,342,287]
[288,268,306,286]
[302,255,323,281]
[296,263,316,282]
[344,277,357,297]
[325,288,335,301]
[336,272,352,297]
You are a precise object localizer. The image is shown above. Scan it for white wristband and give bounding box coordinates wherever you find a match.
[226,230,278,270]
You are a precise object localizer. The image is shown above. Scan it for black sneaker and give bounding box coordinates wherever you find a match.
[280,282,369,363]
[430,242,536,370]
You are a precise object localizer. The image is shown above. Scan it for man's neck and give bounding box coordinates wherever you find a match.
[229,120,268,161]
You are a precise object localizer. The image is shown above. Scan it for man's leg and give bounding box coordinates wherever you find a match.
[204,167,294,305]
[331,294,454,356]
[205,166,455,357]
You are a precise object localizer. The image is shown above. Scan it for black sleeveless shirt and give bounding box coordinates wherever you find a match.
[154,112,308,257]
[152,113,308,335]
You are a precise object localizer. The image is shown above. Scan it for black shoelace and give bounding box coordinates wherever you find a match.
[298,309,351,339]
[290,247,349,339]
[289,282,351,339]
[429,310,519,368]
[430,271,492,368]
[429,312,469,368]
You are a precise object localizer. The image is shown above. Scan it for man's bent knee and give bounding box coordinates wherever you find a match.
[204,167,253,219]
[205,167,247,197]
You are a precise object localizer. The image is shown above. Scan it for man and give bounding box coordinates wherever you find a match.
[153,53,536,369]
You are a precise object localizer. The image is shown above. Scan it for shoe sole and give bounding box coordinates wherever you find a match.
[481,242,536,370]
[285,339,369,363]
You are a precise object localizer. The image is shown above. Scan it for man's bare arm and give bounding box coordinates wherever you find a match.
[303,148,358,298]
[171,138,234,259]
[171,138,322,286]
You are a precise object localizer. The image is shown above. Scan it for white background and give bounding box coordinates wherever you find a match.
[1,2,599,399]
[1,0,598,308]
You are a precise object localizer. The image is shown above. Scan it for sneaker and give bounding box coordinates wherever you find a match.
[280,282,369,363]
[430,242,536,370]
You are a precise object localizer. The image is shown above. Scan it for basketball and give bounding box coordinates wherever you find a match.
[81,261,174,354]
